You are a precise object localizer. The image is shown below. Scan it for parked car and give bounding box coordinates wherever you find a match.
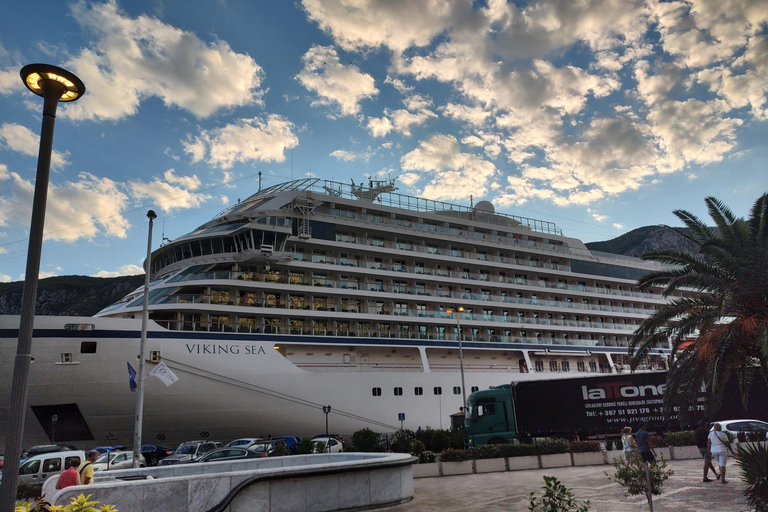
[158,441,223,466]
[311,436,344,453]
[247,440,288,458]
[713,419,768,439]
[0,455,4,470]
[141,444,174,466]
[12,450,85,485]
[93,451,146,471]
[22,444,77,459]
[91,445,127,455]
[181,447,262,464]
[270,436,302,454]
[226,438,263,449]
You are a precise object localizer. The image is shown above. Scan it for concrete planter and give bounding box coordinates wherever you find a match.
[603,450,625,464]
[655,447,672,460]
[571,451,605,466]
[474,458,507,474]
[539,453,572,469]
[412,462,440,478]
[506,455,540,471]
[440,460,474,476]
[671,445,701,460]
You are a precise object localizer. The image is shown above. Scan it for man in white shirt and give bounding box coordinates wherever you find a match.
[707,423,733,484]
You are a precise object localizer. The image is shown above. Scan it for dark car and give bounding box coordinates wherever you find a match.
[22,445,76,459]
[181,447,262,464]
[270,436,302,455]
[158,441,222,466]
[141,444,174,466]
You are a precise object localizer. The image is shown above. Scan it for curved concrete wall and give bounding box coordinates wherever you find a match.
[50,453,415,512]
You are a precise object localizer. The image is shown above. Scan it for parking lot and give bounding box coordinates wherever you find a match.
[387,458,750,512]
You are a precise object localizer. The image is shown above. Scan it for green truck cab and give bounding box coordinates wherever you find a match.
[465,384,518,448]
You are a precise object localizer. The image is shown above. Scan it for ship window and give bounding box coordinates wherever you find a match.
[61,353,73,363]
[549,361,558,372]
[433,387,442,395]
[80,342,97,354]
[372,387,382,396]
[453,386,461,395]
[394,387,403,396]
[471,386,479,392]
[414,387,423,396]
[561,361,570,372]
[589,361,597,372]
[577,361,585,372]
[534,360,544,372]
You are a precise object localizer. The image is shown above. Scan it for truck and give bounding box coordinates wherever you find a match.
[464,372,768,446]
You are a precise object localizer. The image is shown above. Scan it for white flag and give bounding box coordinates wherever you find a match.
[149,362,179,386]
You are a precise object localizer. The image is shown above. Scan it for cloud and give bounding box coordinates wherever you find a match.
[330,150,357,161]
[0,274,10,283]
[0,123,69,168]
[183,115,298,169]
[129,169,212,213]
[0,168,131,242]
[296,45,378,116]
[59,1,265,120]
[613,223,624,230]
[367,117,393,137]
[400,134,498,201]
[92,264,143,278]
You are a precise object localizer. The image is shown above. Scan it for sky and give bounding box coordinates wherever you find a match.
[1,0,767,283]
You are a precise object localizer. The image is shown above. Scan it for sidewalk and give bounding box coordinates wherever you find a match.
[388,459,750,512]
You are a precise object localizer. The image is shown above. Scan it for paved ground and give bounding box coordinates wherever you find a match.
[388,459,750,512]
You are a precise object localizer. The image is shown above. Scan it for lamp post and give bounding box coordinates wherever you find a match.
[133,210,157,468]
[51,414,58,444]
[446,307,467,413]
[0,64,84,512]
[322,405,331,452]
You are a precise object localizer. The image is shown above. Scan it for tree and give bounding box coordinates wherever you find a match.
[629,194,768,410]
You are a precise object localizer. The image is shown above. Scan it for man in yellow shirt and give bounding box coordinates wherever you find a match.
[77,450,99,484]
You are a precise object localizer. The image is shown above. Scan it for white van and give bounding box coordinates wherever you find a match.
[16,450,85,485]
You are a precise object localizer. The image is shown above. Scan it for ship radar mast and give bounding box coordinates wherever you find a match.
[349,176,398,201]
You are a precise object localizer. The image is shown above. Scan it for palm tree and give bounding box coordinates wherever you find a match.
[629,194,768,410]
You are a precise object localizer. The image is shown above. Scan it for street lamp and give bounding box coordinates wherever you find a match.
[446,307,468,413]
[133,210,157,468]
[51,414,58,444]
[322,405,331,452]
[0,64,85,512]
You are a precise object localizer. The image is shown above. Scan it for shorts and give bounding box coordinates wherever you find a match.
[698,447,711,462]
[640,450,655,463]
[711,450,728,466]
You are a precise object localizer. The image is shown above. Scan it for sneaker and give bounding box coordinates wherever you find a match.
[703,478,712,482]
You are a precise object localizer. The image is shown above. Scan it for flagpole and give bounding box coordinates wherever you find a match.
[133,210,156,468]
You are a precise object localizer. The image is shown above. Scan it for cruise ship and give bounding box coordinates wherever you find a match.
[0,177,672,448]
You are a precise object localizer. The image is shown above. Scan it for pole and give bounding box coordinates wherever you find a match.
[0,79,66,512]
[457,311,467,413]
[132,210,156,467]
[644,461,654,512]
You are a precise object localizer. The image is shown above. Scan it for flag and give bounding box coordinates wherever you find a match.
[127,362,137,392]
[149,362,179,387]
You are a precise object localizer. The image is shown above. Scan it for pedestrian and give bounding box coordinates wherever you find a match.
[77,450,99,485]
[708,423,733,484]
[695,419,720,482]
[635,422,656,464]
[621,426,637,454]
[56,460,81,490]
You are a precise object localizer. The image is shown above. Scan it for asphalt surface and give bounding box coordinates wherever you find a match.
[388,458,750,512]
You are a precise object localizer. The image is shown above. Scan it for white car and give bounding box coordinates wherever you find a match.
[712,419,768,439]
[311,437,344,453]
[226,437,263,448]
[92,451,146,471]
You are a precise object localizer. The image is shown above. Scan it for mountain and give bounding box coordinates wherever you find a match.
[585,225,698,258]
[0,275,143,317]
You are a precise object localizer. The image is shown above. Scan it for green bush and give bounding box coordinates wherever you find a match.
[411,439,426,455]
[609,452,673,497]
[351,428,384,452]
[390,430,415,453]
[297,438,315,454]
[734,442,768,512]
[570,441,600,453]
[536,438,570,455]
[418,451,436,464]
[271,442,288,457]
[16,482,42,501]
[529,475,591,512]
[498,443,538,458]
[18,493,118,512]
[439,448,472,462]
[662,430,696,446]
[468,445,501,460]
[649,435,668,447]
[430,431,451,452]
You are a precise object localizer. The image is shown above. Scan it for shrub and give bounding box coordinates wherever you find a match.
[430,431,451,453]
[468,445,501,460]
[498,443,538,458]
[439,449,471,462]
[662,430,696,446]
[604,439,614,451]
[297,438,315,454]
[536,438,570,455]
[16,482,42,501]
[390,430,415,453]
[411,439,426,455]
[418,451,436,464]
[570,441,600,453]
[271,443,288,457]
[17,493,118,512]
[609,452,673,497]
[649,435,668,447]
[351,428,384,452]
[528,475,591,512]
[733,442,768,512]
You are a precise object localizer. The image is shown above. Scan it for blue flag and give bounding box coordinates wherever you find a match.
[127,362,137,392]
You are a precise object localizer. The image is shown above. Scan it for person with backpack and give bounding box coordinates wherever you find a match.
[55,459,82,490]
[77,450,99,485]
[708,423,734,484]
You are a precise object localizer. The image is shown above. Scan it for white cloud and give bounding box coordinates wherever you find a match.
[0,274,10,283]
[129,170,212,213]
[330,150,357,161]
[183,115,299,169]
[367,117,393,137]
[60,1,265,120]
[0,123,69,168]
[92,264,143,278]
[296,45,378,116]
[612,223,624,230]
[591,213,608,222]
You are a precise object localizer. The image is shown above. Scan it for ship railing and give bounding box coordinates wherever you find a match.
[293,362,424,373]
